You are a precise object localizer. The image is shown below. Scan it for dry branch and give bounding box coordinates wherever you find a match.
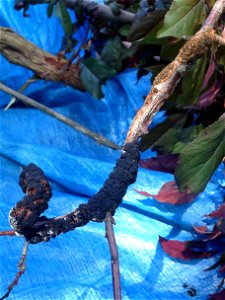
[0,82,120,150]
[0,27,84,91]
[0,242,29,300]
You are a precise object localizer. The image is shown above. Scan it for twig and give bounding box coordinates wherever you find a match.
[0,28,84,91]
[68,23,90,64]
[0,82,120,150]
[4,76,39,111]
[203,0,225,27]
[14,0,135,24]
[125,0,225,144]
[0,230,16,236]
[0,241,29,300]
[105,212,121,300]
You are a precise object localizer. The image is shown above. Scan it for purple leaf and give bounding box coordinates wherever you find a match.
[202,54,216,90]
[135,181,197,205]
[139,154,179,173]
[196,76,224,109]
[159,236,212,260]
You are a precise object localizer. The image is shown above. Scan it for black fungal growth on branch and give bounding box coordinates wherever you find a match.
[9,163,52,240]
[9,142,140,244]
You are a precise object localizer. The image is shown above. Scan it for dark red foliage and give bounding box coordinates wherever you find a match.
[139,154,179,174]
[201,54,216,90]
[219,264,225,273]
[209,289,225,300]
[207,203,225,218]
[135,180,196,205]
[159,236,213,260]
[193,225,209,234]
[197,76,224,109]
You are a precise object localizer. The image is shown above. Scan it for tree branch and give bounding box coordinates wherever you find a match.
[0,27,84,91]
[105,212,121,300]
[0,82,120,150]
[14,0,135,24]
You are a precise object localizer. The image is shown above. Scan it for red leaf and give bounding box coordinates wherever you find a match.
[140,154,178,174]
[193,225,209,234]
[136,181,196,205]
[197,77,224,109]
[219,264,225,273]
[207,203,225,218]
[202,54,216,90]
[209,289,225,300]
[159,236,212,260]
[134,190,152,197]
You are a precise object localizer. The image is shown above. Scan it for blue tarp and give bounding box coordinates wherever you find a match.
[0,2,224,299]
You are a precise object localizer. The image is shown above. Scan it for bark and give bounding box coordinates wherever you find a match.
[0,27,84,91]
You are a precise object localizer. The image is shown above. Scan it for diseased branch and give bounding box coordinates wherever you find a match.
[125,0,225,144]
[0,82,120,150]
[8,144,139,244]
[0,27,84,91]
[14,0,135,24]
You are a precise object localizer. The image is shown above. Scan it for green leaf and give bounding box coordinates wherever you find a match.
[109,2,121,15]
[171,125,203,153]
[82,58,117,81]
[47,0,55,18]
[160,39,185,62]
[216,47,225,69]
[143,21,168,45]
[74,5,85,25]
[140,114,186,152]
[157,0,208,39]
[127,10,166,42]
[175,114,225,194]
[170,55,208,106]
[80,62,103,99]
[80,58,117,99]
[101,36,123,71]
[118,24,131,37]
[55,1,73,36]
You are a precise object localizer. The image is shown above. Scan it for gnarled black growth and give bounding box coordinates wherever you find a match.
[9,142,140,243]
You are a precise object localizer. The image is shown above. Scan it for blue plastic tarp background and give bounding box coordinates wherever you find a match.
[0,2,224,299]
